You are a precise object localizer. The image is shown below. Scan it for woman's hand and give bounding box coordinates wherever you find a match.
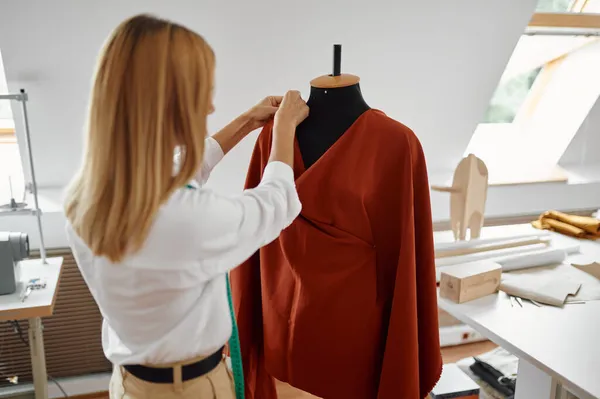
[243,96,283,132]
[269,91,309,167]
[213,92,307,158]
[213,96,284,155]
[274,91,309,129]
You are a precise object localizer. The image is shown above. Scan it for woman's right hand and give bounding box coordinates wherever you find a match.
[274,90,309,129]
[269,91,308,167]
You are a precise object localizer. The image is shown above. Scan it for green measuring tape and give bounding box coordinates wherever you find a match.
[226,273,245,399]
[185,184,245,398]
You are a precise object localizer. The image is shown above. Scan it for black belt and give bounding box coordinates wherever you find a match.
[123,347,224,384]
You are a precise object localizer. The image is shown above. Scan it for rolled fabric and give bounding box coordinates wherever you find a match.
[436,243,549,268]
[496,247,571,272]
[435,245,580,281]
[532,210,600,239]
[434,233,550,252]
[533,218,587,238]
[435,236,550,258]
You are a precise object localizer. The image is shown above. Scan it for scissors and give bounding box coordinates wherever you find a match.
[509,295,523,308]
[20,285,33,303]
[20,278,47,302]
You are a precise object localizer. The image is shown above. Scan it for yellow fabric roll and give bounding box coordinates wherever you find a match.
[532,210,600,239]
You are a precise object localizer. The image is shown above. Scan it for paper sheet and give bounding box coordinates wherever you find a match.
[572,262,600,280]
[500,274,580,306]
[505,263,600,303]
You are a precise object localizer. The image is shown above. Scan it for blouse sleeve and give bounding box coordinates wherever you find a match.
[144,157,301,281]
[194,161,301,275]
[194,137,226,186]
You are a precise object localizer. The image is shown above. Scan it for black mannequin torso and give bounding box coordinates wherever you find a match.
[296,83,370,168]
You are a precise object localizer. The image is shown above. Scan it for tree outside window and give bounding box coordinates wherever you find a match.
[483,67,542,123]
[536,0,574,12]
[482,0,578,124]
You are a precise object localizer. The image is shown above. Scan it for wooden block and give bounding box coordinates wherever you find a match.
[440,260,501,303]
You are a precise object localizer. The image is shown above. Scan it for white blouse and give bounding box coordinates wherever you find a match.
[66,137,301,365]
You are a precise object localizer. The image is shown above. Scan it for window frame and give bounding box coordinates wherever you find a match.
[519,5,600,120]
[464,8,600,186]
[528,12,600,29]
[522,9,600,116]
[522,9,600,125]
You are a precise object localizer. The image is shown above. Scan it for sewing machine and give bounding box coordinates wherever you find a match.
[0,232,30,295]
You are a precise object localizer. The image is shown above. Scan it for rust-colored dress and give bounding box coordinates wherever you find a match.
[230,110,442,399]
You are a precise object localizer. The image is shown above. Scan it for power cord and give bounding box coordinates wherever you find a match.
[8,320,69,398]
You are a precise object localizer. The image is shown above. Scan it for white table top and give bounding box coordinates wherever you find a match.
[0,257,63,321]
[436,225,600,399]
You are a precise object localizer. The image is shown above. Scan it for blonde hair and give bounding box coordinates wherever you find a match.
[64,14,215,262]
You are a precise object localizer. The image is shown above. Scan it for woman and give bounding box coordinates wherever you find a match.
[64,14,308,398]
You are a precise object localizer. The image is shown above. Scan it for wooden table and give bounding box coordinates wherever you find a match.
[436,225,600,399]
[0,257,63,399]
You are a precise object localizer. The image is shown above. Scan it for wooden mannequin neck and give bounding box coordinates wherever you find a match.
[306,84,369,115]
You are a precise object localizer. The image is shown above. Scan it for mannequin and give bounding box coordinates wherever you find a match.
[232,44,442,399]
[296,45,370,168]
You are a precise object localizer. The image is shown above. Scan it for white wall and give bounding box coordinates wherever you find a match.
[559,96,600,166]
[0,0,536,194]
[5,0,596,251]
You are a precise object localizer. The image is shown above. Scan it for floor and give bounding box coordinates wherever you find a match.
[78,341,497,399]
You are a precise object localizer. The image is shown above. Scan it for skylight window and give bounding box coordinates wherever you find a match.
[464,0,600,184]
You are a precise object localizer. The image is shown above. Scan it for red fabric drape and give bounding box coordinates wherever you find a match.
[230,110,442,399]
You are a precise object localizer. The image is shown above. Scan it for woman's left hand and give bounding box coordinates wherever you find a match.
[244,96,283,132]
[213,96,284,154]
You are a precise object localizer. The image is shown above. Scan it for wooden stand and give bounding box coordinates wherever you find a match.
[310,44,360,89]
[432,154,489,241]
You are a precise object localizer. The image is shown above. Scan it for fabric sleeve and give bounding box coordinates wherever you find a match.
[410,138,443,397]
[377,134,442,399]
[195,136,225,186]
[229,125,279,399]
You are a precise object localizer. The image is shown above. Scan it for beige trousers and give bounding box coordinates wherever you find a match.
[110,357,235,399]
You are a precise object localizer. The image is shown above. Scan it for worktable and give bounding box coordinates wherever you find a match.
[0,257,63,399]
[436,224,600,399]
